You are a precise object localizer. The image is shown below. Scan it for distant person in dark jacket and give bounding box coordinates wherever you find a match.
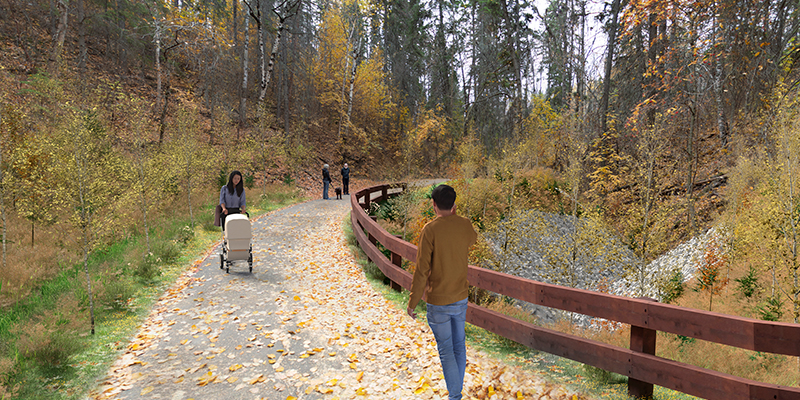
[341,163,350,195]
[219,170,246,231]
[322,164,331,200]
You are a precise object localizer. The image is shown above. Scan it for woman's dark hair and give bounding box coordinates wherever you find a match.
[227,170,244,196]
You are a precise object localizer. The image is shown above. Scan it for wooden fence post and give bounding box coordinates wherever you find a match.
[368,216,378,247]
[389,234,404,292]
[628,298,657,399]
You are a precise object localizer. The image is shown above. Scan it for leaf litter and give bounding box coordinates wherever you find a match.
[90,201,590,400]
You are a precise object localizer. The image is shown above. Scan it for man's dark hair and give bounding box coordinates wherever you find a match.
[431,184,456,210]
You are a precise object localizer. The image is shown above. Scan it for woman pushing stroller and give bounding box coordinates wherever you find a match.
[220,170,247,230]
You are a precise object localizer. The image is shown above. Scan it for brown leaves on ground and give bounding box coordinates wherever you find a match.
[91,205,589,400]
[266,209,589,400]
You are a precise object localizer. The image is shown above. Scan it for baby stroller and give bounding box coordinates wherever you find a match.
[220,213,253,273]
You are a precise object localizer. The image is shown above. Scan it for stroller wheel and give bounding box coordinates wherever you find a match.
[226,264,230,273]
[219,254,224,269]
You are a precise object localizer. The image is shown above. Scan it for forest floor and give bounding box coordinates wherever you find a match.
[89,195,588,400]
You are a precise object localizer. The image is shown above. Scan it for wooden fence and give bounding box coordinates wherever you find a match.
[350,183,800,400]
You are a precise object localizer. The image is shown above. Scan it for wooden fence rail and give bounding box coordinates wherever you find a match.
[350,183,800,400]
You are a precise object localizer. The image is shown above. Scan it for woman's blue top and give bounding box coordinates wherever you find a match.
[219,186,246,209]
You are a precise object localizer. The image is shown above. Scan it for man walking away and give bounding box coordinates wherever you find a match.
[407,184,477,400]
[341,163,350,195]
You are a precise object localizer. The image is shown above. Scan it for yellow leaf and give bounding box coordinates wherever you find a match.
[229,364,243,372]
[227,377,238,383]
[356,371,364,382]
[286,397,297,400]
[276,366,284,372]
[355,387,367,396]
[293,295,300,301]
[349,362,357,369]
[318,386,334,394]
[249,374,264,384]
[141,386,154,395]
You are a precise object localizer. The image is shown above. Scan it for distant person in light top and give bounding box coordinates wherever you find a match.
[322,164,332,200]
[341,163,350,195]
[407,184,477,400]
[219,170,246,231]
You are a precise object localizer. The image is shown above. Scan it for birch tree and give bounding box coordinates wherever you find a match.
[52,109,126,335]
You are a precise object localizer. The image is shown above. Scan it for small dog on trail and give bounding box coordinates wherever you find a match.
[334,187,342,200]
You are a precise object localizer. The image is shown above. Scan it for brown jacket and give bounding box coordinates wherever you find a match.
[408,214,477,308]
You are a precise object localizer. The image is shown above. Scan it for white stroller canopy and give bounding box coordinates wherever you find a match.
[225,214,251,240]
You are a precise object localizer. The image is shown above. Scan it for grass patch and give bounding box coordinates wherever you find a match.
[342,214,700,400]
[0,183,305,399]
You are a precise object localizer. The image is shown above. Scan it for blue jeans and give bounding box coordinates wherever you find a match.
[323,180,330,199]
[427,298,468,400]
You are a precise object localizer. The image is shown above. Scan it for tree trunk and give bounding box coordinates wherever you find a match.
[158,84,169,144]
[240,10,249,125]
[712,12,729,146]
[259,16,282,102]
[83,243,95,335]
[75,134,96,335]
[771,0,787,85]
[185,149,195,228]
[257,0,266,103]
[137,152,151,253]
[48,0,68,77]
[115,0,126,68]
[50,0,57,36]
[1,146,5,269]
[155,20,163,112]
[686,103,698,235]
[77,0,87,85]
[600,0,621,133]
[347,36,360,119]
[232,0,238,46]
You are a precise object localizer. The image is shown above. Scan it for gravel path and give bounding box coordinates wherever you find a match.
[92,196,586,400]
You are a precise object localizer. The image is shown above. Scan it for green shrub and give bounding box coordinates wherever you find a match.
[244,173,255,189]
[153,240,182,263]
[175,225,195,245]
[100,276,136,311]
[734,266,759,298]
[135,253,162,281]
[661,270,685,303]
[758,296,783,321]
[283,173,295,185]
